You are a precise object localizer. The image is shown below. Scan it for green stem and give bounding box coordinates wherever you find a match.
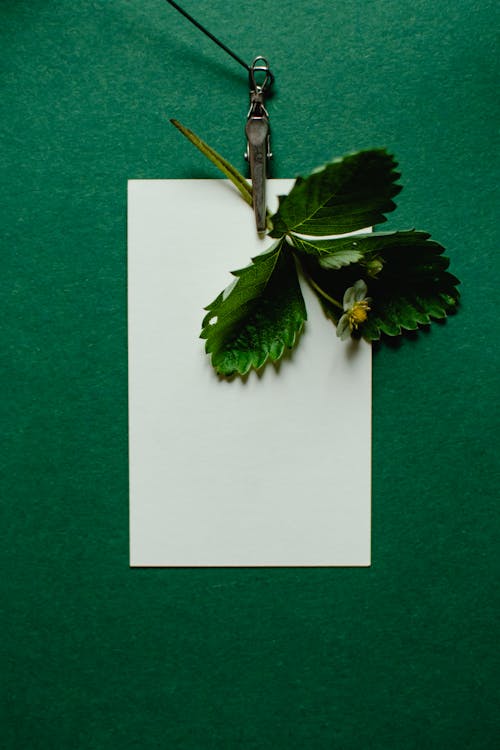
[170,119,253,208]
[303,270,343,310]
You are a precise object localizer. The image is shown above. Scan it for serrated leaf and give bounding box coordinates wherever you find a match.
[201,239,307,376]
[301,231,460,339]
[288,235,363,268]
[306,229,432,255]
[269,149,401,237]
[319,250,363,270]
[313,229,440,271]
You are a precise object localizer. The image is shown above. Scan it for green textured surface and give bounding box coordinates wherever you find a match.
[1,1,499,747]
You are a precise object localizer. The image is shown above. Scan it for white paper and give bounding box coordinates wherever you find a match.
[128,179,371,566]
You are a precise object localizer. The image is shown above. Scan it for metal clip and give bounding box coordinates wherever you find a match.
[245,57,273,233]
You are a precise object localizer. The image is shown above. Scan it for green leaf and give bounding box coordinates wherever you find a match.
[307,229,437,271]
[309,229,437,256]
[170,119,253,208]
[287,235,363,268]
[318,250,363,270]
[300,231,460,339]
[201,239,307,375]
[269,149,401,238]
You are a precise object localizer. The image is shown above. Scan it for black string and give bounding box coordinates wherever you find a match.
[164,0,250,73]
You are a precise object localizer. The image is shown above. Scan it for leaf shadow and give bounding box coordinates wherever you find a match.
[371,317,453,355]
[342,335,365,361]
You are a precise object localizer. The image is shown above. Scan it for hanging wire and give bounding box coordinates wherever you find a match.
[164,0,251,73]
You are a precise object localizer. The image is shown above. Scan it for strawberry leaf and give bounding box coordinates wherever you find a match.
[287,235,363,268]
[301,231,460,339]
[269,149,401,237]
[201,239,306,376]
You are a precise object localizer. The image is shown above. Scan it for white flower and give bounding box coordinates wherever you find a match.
[336,280,371,340]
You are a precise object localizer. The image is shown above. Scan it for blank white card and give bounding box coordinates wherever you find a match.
[128,179,371,566]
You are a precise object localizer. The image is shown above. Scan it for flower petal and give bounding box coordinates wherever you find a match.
[353,279,368,302]
[342,285,356,310]
[336,314,351,340]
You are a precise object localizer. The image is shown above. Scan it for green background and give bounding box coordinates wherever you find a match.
[2,1,498,747]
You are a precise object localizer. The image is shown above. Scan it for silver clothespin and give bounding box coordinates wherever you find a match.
[245,57,273,233]
[165,6,276,231]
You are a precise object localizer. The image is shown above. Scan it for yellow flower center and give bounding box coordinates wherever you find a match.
[348,299,370,329]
